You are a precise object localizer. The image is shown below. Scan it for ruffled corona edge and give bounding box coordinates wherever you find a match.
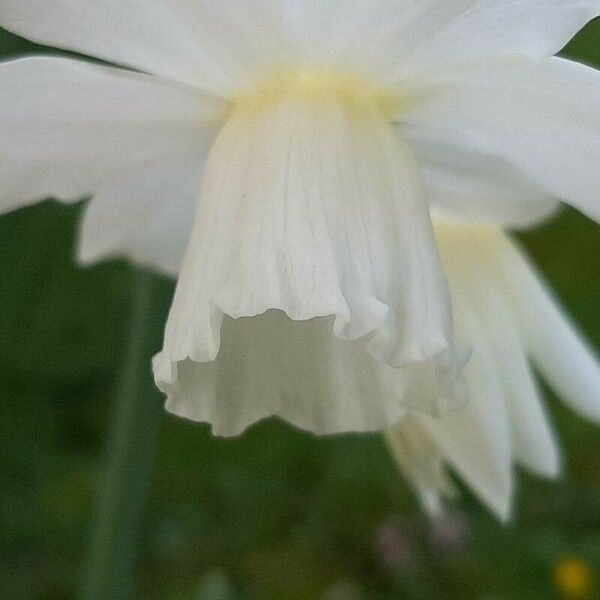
[155,311,464,436]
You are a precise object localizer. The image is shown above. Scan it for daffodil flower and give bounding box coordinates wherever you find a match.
[1,2,599,435]
[387,221,600,520]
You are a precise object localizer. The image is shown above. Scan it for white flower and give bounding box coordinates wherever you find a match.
[386,220,600,521]
[1,2,600,435]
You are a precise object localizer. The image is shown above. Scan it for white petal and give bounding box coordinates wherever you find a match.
[281,0,423,72]
[0,57,222,215]
[385,418,456,517]
[460,258,560,478]
[403,58,600,222]
[391,390,514,521]
[388,0,600,77]
[491,234,600,422]
[154,97,455,434]
[404,126,559,227]
[289,1,600,82]
[284,1,512,76]
[417,291,514,522]
[159,310,451,436]
[0,0,288,93]
[78,151,206,276]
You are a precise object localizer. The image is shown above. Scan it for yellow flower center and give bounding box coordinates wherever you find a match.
[232,68,404,120]
[553,557,596,599]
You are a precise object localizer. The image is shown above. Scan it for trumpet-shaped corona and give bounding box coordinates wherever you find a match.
[153,66,452,435]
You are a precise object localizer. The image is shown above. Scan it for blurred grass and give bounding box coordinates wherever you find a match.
[1,18,600,600]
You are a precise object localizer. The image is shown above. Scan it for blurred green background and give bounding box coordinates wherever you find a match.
[1,20,600,600]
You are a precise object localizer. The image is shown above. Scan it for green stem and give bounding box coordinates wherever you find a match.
[82,269,173,600]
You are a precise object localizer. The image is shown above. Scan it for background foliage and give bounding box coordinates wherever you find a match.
[1,20,600,600]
